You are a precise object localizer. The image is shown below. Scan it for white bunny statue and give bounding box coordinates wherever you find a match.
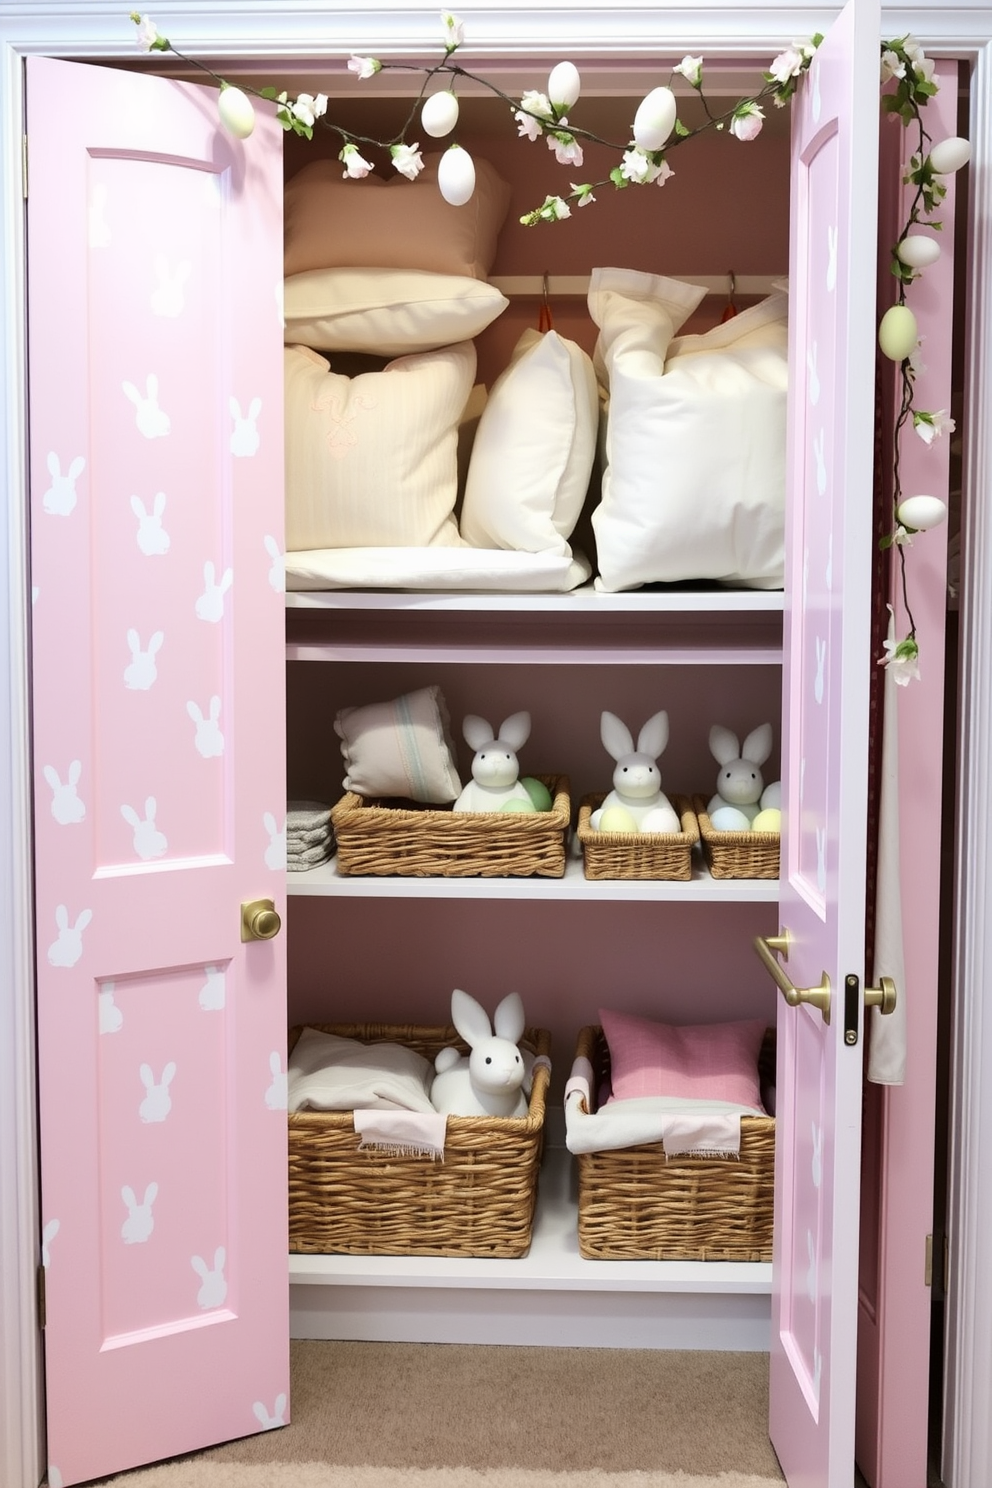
[452,712,533,813]
[590,710,681,833]
[430,989,531,1118]
[707,723,775,824]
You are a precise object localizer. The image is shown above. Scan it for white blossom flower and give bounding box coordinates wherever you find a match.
[514,110,543,141]
[907,341,928,378]
[347,55,381,79]
[519,194,572,226]
[517,91,554,126]
[768,47,806,85]
[878,631,921,685]
[674,55,704,88]
[131,13,162,51]
[548,128,584,168]
[620,147,661,184]
[893,524,914,547]
[571,182,596,207]
[290,93,327,128]
[880,49,906,83]
[390,141,425,180]
[913,409,955,445]
[441,12,465,50]
[730,101,764,141]
[654,159,675,187]
[340,143,374,179]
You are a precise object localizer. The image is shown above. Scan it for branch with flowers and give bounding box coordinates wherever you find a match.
[875,36,970,685]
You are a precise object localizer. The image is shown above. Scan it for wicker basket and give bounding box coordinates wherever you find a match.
[573,1024,775,1261]
[576,794,699,880]
[693,795,780,880]
[287,1022,551,1257]
[330,774,570,877]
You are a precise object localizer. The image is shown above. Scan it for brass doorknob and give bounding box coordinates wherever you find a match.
[865,975,897,1015]
[241,898,281,942]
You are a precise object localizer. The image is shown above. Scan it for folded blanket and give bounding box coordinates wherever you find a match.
[354,1108,447,1160]
[286,840,335,866]
[564,1060,761,1157]
[287,1027,436,1113]
[287,800,333,828]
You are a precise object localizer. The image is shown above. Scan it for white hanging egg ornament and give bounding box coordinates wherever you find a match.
[896,234,941,270]
[878,304,918,362]
[632,87,677,151]
[548,61,581,109]
[421,90,460,138]
[896,494,948,531]
[928,136,971,175]
[218,86,256,140]
[438,144,476,205]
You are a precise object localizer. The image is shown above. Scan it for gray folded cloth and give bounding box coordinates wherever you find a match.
[287,840,335,866]
[287,800,333,830]
[288,825,334,847]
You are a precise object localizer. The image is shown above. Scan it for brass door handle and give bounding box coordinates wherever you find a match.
[865,975,897,1015]
[753,929,832,1025]
[241,898,281,942]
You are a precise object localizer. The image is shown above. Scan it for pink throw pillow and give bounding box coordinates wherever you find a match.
[599,1008,766,1110]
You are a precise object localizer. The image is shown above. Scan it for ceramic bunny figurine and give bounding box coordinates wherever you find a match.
[452,712,533,813]
[430,989,531,1118]
[707,723,775,823]
[590,710,681,833]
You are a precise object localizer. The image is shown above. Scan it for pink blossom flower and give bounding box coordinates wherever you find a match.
[730,101,764,141]
[548,128,583,168]
[347,56,381,79]
[653,159,675,187]
[340,143,374,179]
[674,55,703,88]
[131,13,162,51]
[768,47,806,85]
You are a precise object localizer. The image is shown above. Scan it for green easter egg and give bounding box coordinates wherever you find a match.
[500,797,537,813]
[520,776,553,812]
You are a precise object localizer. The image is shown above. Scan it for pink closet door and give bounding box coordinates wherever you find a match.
[27,56,289,1486]
[768,1,880,1484]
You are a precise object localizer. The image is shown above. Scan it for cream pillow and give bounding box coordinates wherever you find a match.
[284,342,476,551]
[283,268,509,355]
[588,268,789,592]
[460,329,598,557]
[283,153,512,280]
[335,686,462,803]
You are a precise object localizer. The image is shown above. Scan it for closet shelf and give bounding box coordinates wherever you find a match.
[491,274,785,299]
[287,852,779,902]
[285,586,786,614]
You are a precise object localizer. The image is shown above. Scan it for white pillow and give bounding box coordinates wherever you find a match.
[283,268,509,355]
[287,1027,436,1114]
[284,342,475,551]
[588,268,789,592]
[460,329,598,557]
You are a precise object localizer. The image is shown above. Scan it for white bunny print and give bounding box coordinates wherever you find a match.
[139,1061,176,1123]
[813,429,827,496]
[253,1393,288,1430]
[124,628,164,691]
[99,982,124,1034]
[121,1182,159,1244]
[187,696,225,758]
[150,255,190,318]
[263,812,286,870]
[44,760,86,824]
[192,1247,227,1308]
[41,1217,60,1267]
[120,797,168,860]
[48,1468,65,1488]
[199,964,226,1012]
[264,534,285,593]
[826,224,838,293]
[230,396,261,457]
[196,561,233,623]
[806,343,820,406]
[814,635,827,704]
[123,373,171,439]
[131,492,170,556]
[816,826,827,892]
[806,1229,819,1302]
[43,452,85,516]
[264,1051,287,1111]
[811,1120,823,1189]
[48,905,92,968]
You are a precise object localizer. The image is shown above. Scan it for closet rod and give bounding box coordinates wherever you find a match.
[491,274,784,298]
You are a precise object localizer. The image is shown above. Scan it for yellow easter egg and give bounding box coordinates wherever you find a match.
[751,808,782,834]
[598,805,639,833]
[878,304,919,362]
[218,87,256,140]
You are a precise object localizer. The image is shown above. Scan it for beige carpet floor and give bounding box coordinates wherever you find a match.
[100,1340,786,1487]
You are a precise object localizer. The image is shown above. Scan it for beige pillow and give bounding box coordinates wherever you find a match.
[335,686,462,803]
[284,342,476,551]
[283,268,508,354]
[283,153,512,281]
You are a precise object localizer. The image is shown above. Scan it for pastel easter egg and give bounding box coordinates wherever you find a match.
[709,806,753,833]
[598,805,639,834]
[895,234,941,270]
[878,304,919,362]
[751,808,782,834]
[520,776,553,812]
[896,494,948,531]
[548,61,581,109]
[632,86,677,151]
[760,780,782,811]
[218,87,256,140]
[928,136,971,175]
[437,144,476,205]
[640,806,680,834]
[500,797,537,813]
[421,90,460,138]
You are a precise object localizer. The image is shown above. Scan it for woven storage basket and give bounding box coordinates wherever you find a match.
[287,1022,551,1257]
[576,794,698,881]
[692,795,780,880]
[330,774,569,877]
[573,1024,775,1261]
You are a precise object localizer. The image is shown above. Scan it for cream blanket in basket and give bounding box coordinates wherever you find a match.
[564,1061,762,1157]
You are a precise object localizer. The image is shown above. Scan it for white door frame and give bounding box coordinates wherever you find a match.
[1,7,990,1488]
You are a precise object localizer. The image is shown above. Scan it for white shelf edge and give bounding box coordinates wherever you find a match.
[285,586,786,614]
[286,643,783,666]
[288,1146,772,1295]
[288,851,780,902]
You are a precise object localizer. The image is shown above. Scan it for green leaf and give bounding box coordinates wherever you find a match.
[674,118,690,137]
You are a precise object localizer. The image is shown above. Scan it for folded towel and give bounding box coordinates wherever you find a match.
[287,1028,435,1113]
[564,1067,758,1157]
[354,1109,447,1160]
[287,841,335,866]
[287,800,334,830]
[287,851,334,873]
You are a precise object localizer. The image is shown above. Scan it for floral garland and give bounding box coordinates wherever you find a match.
[130,14,969,682]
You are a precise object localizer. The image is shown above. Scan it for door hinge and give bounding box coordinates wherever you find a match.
[37,1263,46,1328]
[925,1233,933,1287]
[22,134,27,199]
